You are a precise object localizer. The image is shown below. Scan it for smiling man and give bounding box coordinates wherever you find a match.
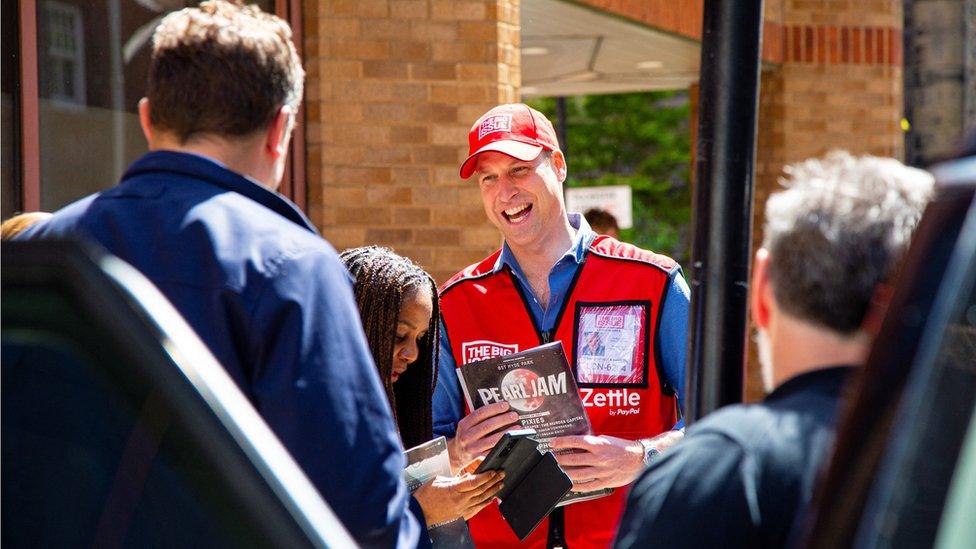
[432,103,691,548]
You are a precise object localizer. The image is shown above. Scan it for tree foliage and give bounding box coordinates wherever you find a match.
[527,92,692,265]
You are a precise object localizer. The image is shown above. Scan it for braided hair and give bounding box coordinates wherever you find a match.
[340,246,439,449]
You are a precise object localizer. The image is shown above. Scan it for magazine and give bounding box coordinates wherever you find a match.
[402,436,475,548]
[457,341,613,506]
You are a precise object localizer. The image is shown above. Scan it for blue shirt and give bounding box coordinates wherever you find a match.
[19,151,426,548]
[432,214,690,438]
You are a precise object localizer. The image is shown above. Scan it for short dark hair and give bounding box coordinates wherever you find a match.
[763,151,932,334]
[147,0,304,143]
[584,208,620,235]
[340,246,439,449]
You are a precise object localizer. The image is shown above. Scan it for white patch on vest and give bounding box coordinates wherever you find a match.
[580,388,642,416]
[462,340,518,364]
[576,304,647,385]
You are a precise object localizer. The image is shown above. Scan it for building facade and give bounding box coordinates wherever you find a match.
[8,0,967,400]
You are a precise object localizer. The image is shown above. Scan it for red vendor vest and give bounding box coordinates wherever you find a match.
[440,236,680,549]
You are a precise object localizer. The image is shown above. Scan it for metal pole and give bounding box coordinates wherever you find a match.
[686,0,764,423]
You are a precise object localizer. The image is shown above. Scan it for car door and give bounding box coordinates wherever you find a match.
[2,240,355,548]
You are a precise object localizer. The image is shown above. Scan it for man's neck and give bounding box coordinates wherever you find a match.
[769,314,868,389]
[503,217,576,309]
[507,218,576,281]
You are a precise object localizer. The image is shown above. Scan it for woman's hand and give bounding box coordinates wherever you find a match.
[414,469,505,526]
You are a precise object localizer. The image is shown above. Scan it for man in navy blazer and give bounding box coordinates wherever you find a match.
[18,2,425,546]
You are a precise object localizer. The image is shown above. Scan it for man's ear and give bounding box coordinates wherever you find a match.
[551,150,568,183]
[138,98,154,146]
[264,106,294,158]
[751,248,773,329]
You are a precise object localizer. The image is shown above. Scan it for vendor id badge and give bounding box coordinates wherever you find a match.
[573,302,650,387]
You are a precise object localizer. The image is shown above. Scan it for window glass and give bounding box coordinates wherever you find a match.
[2,296,285,546]
[35,0,272,211]
[865,238,976,547]
[934,408,976,549]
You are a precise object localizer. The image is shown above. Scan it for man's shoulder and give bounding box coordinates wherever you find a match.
[26,174,338,285]
[686,392,838,462]
[647,404,769,462]
[131,168,333,273]
[676,405,761,451]
[620,407,761,549]
[587,235,678,273]
[220,199,326,255]
[216,215,345,293]
[439,248,503,294]
[629,408,763,511]
[17,193,98,239]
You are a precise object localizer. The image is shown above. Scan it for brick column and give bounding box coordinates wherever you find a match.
[756,0,905,196]
[745,0,905,401]
[304,0,520,283]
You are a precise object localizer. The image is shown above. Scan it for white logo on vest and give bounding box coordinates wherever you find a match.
[461,340,518,364]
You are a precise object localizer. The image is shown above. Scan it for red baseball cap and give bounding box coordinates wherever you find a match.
[459,103,561,179]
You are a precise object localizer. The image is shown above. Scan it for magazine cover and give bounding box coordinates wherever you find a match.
[457,341,613,505]
[402,437,475,548]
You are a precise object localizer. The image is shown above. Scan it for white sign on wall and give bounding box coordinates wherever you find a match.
[565,185,633,229]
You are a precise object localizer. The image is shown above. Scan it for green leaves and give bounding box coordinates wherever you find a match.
[527,92,692,265]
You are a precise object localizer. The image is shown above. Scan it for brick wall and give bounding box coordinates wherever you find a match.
[304,0,520,283]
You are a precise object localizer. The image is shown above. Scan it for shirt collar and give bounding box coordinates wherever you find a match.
[121,150,318,235]
[493,212,597,273]
[766,365,856,402]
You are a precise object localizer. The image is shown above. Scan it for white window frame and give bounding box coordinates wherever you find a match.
[43,0,86,106]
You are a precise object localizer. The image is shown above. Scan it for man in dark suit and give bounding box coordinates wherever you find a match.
[18,2,425,546]
[615,152,933,548]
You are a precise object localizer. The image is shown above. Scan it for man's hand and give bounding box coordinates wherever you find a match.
[447,401,521,472]
[549,435,645,491]
[413,470,505,526]
[551,430,686,491]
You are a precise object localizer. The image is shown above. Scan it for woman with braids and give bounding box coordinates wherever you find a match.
[340,246,504,531]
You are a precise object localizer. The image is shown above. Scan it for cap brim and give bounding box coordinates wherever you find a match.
[459,141,545,179]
